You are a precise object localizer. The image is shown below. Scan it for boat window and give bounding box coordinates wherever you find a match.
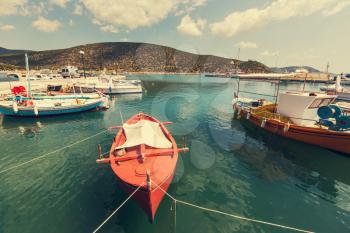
[308,98,334,109]
[320,98,334,106]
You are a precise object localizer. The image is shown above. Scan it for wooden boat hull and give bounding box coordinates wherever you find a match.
[234,105,350,154]
[0,100,103,117]
[117,170,175,222]
[109,113,178,222]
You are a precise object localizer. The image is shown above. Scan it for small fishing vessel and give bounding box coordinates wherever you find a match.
[61,66,80,78]
[96,113,188,222]
[0,54,109,117]
[0,97,107,117]
[321,75,350,101]
[72,76,143,94]
[233,81,350,154]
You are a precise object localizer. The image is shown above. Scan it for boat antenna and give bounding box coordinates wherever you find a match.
[25,53,32,97]
[274,77,281,113]
[302,72,307,92]
[70,72,78,101]
[326,62,330,80]
[326,62,330,74]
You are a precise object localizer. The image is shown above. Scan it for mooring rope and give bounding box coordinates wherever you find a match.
[0,129,109,175]
[157,185,314,233]
[92,182,145,233]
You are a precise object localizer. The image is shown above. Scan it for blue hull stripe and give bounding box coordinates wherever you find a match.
[0,101,102,117]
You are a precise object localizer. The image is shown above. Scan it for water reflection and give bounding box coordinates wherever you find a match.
[0,111,106,140]
[232,117,350,213]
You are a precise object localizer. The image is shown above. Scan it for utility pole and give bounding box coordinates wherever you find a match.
[79,50,86,79]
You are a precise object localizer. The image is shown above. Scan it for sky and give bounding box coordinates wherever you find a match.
[0,0,349,73]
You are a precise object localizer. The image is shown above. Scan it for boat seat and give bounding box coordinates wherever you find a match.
[117,120,172,149]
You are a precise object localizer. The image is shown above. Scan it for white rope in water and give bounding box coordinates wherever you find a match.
[92,182,145,233]
[0,129,109,175]
[157,185,314,233]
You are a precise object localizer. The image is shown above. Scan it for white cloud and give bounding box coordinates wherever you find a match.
[49,0,70,8]
[92,18,102,26]
[69,19,74,26]
[101,25,118,33]
[261,50,280,57]
[177,15,206,36]
[210,0,345,37]
[0,24,15,31]
[120,38,128,42]
[81,0,176,29]
[73,3,83,15]
[236,41,258,49]
[191,0,207,7]
[175,0,207,16]
[323,1,350,16]
[32,17,62,32]
[30,2,46,15]
[81,0,208,30]
[0,0,27,16]
[0,1,48,16]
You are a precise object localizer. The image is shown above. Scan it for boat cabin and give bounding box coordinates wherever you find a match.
[277,92,336,126]
[61,66,79,78]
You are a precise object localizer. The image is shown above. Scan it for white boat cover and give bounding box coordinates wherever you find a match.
[117,120,172,149]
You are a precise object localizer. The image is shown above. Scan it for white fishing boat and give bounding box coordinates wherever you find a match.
[61,66,80,78]
[72,76,143,94]
[0,97,108,117]
[321,75,350,101]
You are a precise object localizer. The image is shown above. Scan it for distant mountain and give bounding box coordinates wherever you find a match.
[0,47,30,56]
[271,66,321,73]
[0,42,271,73]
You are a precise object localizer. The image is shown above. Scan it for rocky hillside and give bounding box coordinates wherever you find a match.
[0,42,270,73]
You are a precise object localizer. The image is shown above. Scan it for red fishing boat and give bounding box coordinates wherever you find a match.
[232,92,350,154]
[97,113,188,222]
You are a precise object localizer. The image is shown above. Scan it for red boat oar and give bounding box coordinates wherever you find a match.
[97,112,188,222]
[96,147,189,164]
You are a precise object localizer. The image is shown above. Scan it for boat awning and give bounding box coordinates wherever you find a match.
[117,120,172,149]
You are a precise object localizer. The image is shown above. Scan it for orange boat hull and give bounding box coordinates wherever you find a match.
[235,106,350,154]
[109,113,179,222]
[117,171,175,222]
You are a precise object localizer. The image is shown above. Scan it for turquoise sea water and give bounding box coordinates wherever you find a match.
[1,74,350,233]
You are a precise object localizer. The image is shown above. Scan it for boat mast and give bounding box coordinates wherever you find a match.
[236,47,240,61]
[326,62,330,79]
[25,53,32,97]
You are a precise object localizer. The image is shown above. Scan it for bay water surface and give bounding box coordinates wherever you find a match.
[1,74,349,233]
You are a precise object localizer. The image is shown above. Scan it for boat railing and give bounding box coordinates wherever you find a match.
[237,90,277,98]
[235,77,281,108]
